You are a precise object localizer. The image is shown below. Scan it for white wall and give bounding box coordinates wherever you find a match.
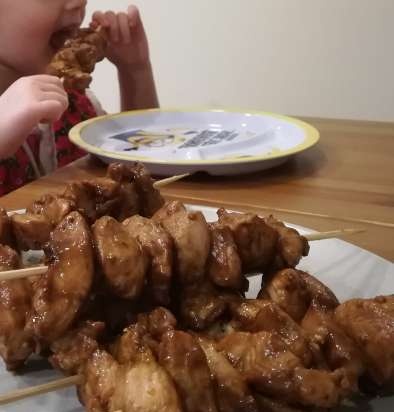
[86,0,394,121]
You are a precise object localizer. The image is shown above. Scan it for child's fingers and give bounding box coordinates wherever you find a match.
[104,11,120,43]
[118,13,131,44]
[32,75,64,87]
[91,11,109,28]
[37,100,68,122]
[127,5,140,28]
[40,92,69,108]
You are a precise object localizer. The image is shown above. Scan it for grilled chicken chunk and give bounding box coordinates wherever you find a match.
[0,245,34,370]
[217,208,278,273]
[259,269,339,322]
[26,212,94,344]
[207,223,246,291]
[154,201,210,285]
[335,295,394,388]
[159,330,218,412]
[218,331,348,408]
[93,216,149,300]
[123,215,174,305]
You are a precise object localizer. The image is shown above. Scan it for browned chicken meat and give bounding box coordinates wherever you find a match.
[0,245,34,370]
[0,244,20,271]
[27,193,76,226]
[80,325,182,412]
[253,394,305,412]
[264,215,309,269]
[50,321,105,375]
[26,212,94,344]
[0,208,15,247]
[179,280,228,331]
[11,213,53,251]
[93,216,149,300]
[158,330,218,412]
[301,298,365,393]
[217,208,278,272]
[48,27,108,90]
[207,223,246,291]
[63,178,122,223]
[154,201,210,284]
[197,337,259,412]
[259,268,339,322]
[107,162,164,218]
[218,331,348,408]
[335,295,394,388]
[230,299,314,367]
[123,215,174,305]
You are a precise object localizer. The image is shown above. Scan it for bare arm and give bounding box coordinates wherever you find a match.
[117,62,158,111]
[92,5,159,112]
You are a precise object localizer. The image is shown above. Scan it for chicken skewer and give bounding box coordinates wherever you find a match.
[1,288,392,410]
[0,227,363,283]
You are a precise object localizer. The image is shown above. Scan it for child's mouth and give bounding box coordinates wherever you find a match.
[50,26,79,52]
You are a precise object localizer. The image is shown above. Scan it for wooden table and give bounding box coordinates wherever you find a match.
[1,117,393,260]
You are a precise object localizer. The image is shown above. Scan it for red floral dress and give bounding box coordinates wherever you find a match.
[0,90,98,197]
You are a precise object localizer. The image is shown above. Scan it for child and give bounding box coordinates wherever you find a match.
[0,0,158,196]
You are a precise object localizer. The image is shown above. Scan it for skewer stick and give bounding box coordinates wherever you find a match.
[0,265,48,281]
[304,228,365,241]
[0,375,81,406]
[0,229,364,281]
[153,173,190,188]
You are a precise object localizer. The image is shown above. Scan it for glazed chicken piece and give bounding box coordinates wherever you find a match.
[253,395,305,412]
[217,208,278,273]
[11,213,53,250]
[107,162,164,218]
[48,27,108,90]
[197,337,259,412]
[50,321,105,375]
[217,331,348,408]
[179,280,229,331]
[335,295,394,388]
[0,245,34,370]
[25,212,94,344]
[301,299,365,393]
[63,178,121,223]
[123,215,174,305]
[81,324,182,412]
[0,208,15,247]
[133,163,165,217]
[153,201,210,284]
[159,330,218,412]
[207,223,246,291]
[264,215,309,269]
[230,299,314,367]
[259,268,339,322]
[93,216,149,300]
[0,244,20,271]
[27,193,76,226]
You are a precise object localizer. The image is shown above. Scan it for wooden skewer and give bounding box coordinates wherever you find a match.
[153,173,190,188]
[304,228,365,241]
[0,375,81,406]
[0,265,48,281]
[0,229,364,281]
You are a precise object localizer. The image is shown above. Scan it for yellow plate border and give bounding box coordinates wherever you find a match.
[69,108,320,165]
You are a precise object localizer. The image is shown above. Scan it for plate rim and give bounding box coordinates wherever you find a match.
[69,108,320,166]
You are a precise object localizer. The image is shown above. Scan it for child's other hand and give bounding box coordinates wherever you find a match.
[0,75,68,158]
[91,5,151,70]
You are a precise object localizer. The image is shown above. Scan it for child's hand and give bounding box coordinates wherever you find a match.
[0,75,68,158]
[91,5,151,70]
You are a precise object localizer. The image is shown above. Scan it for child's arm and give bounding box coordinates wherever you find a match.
[0,75,68,159]
[91,5,159,111]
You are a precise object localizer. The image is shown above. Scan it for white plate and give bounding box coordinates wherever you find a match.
[69,109,319,176]
[1,205,393,411]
